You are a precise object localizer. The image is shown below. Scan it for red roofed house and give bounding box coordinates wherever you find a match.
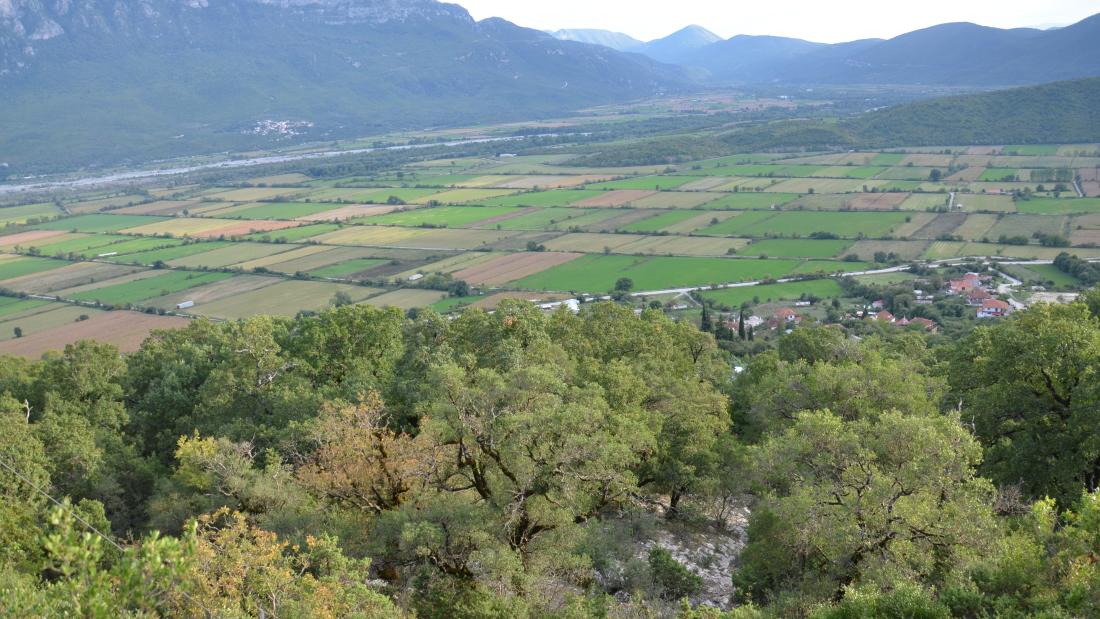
[775,308,800,324]
[950,273,985,294]
[978,299,1012,318]
[967,288,993,305]
[873,310,896,323]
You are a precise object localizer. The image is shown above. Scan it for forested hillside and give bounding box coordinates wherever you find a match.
[3,295,1100,616]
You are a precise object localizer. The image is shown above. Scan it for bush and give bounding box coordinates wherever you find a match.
[648,547,703,600]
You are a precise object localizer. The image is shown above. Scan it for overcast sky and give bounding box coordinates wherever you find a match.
[458,0,1100,43]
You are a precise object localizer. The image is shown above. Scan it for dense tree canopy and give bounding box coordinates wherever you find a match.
[2,297,1100,617]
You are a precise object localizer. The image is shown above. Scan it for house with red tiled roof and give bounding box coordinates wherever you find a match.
[977,299,1012,318]
[966,288,993,305]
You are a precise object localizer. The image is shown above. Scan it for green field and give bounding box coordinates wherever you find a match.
[512,255,807,293]
[0,296,51,318]
[309,258,389,278]
[1015,198,1100,215]
[35,234,133,256]
[33,214,167,233]
[490,207,592,230]
[696,193,800,210]
[740,239,852,259]
[480,190,603,207]
[1006,263,1080,287]
[69,271,233,305]
[357,206,519,227]
[85,237,187,257]
[107,241,234,265]
[0,257,70,281]
[703,279,845,308]
[0,202,62,225]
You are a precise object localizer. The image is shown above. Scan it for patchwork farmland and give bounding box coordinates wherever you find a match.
[1,140,1098,355]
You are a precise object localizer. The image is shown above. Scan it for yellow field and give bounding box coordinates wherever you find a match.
[232,244,331,270]
[205,187,310,202]
[191,280,384,319]
[121,218,238,236]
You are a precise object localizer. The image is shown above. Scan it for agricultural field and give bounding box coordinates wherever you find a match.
[1,138,1095,354]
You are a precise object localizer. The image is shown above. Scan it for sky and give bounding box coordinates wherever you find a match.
[457,0,1100,43]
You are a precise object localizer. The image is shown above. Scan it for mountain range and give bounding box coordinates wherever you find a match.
[2,0,1100,174]
[552,14,1100,86]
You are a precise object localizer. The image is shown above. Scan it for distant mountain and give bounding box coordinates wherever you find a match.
[685,35,829,82]
[845,77,1100,146]
[550,29,643,51]
[634,25,723,64]
[0,0,687,173]
[719,78,1100,153]
[688,13,1100,85]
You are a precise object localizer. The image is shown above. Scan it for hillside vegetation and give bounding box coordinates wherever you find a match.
[3,297,1100,615]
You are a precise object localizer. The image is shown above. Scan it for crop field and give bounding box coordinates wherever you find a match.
[68,271,232,305]
[245,223,341,242]
[0,311,189,358]
[35,214,167,233]
[700,211,909,238]
[1016,198,1100,215]
[309,258,389,279]
[952,214,1000,240]
[0,304,107,342]
[630,192,725,209]
[956,194,1016,212]
[449,252,581,286]
[358,206,519,227]
[0,255,70,281]
[218,202,346,220]
[621,210,708,233]
[412,188,520,204]
[512,255,807,292]
[0,202,62,225]
[486,207,585,230]
[739,239,852,259]
[0,262,145,294]
[144,275,280,310]
[2,139,1095,352]
[572,190,658,207]
[900,194,951,210]
[192,281,383,319]
[587,176,699,190]
[703,279,845,308]
[480,190,604,207]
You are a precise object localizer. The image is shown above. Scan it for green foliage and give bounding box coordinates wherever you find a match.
[648,547,704,600]
[944,302,1100,507]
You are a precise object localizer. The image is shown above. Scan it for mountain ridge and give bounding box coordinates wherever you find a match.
[0,0,687,172]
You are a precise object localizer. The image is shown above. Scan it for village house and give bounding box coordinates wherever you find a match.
[966,288,993,305]
[948,273,983,295]
[871,309,896,323]
[978,299,1013,318]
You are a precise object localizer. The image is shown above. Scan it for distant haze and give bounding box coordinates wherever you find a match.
[459,0,1098,42]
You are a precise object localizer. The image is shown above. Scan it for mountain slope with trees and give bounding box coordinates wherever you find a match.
[0,0,686,172]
